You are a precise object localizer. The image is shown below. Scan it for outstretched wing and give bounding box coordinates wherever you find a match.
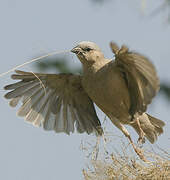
[4,70,103,135]
[110,42,160,118]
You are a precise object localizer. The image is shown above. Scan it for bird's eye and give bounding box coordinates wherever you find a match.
[84,47,92,52]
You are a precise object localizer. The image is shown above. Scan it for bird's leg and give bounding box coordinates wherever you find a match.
[132,114,146,144]
[121,125,148,162]
[136,117,146,144]
[112,120,148,162]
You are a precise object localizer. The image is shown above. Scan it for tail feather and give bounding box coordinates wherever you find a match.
[131,113,165,144]
[147,114,165,135]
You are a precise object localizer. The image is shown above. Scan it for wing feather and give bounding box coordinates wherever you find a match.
[4,70,103,135]
[66,105,75,134]
[110,42,160,118]
[4,81,40,99]
[25,89,51,123]
[9,97,21,107]
[17,88,44,117]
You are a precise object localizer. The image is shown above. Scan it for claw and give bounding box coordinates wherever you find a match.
[137,136,145,144]
[134,146,149,162]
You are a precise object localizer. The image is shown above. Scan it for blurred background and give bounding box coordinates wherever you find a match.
[0,0,170,179]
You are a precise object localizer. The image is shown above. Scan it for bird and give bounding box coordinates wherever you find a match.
[4,41,165,161]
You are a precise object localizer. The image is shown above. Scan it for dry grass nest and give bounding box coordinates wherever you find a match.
[82,136,170,180]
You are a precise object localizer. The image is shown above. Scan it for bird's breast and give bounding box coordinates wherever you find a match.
[82,64,131,122]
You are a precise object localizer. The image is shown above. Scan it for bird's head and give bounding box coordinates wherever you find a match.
[71,41,104,65]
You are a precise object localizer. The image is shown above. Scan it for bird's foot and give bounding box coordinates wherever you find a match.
[131,115,146,145]
[128,135,148,162]
[137,133,146,145]
[134,146,148,162]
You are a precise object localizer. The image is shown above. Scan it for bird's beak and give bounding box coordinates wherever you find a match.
[71,46,81,54]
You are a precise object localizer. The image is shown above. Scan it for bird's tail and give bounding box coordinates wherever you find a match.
[131,113,165,144]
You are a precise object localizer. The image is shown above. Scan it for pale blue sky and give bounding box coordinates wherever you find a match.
[0,0,170,179]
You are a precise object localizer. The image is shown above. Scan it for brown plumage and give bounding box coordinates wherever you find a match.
[4,70,102,135]
[4,41,165,161]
